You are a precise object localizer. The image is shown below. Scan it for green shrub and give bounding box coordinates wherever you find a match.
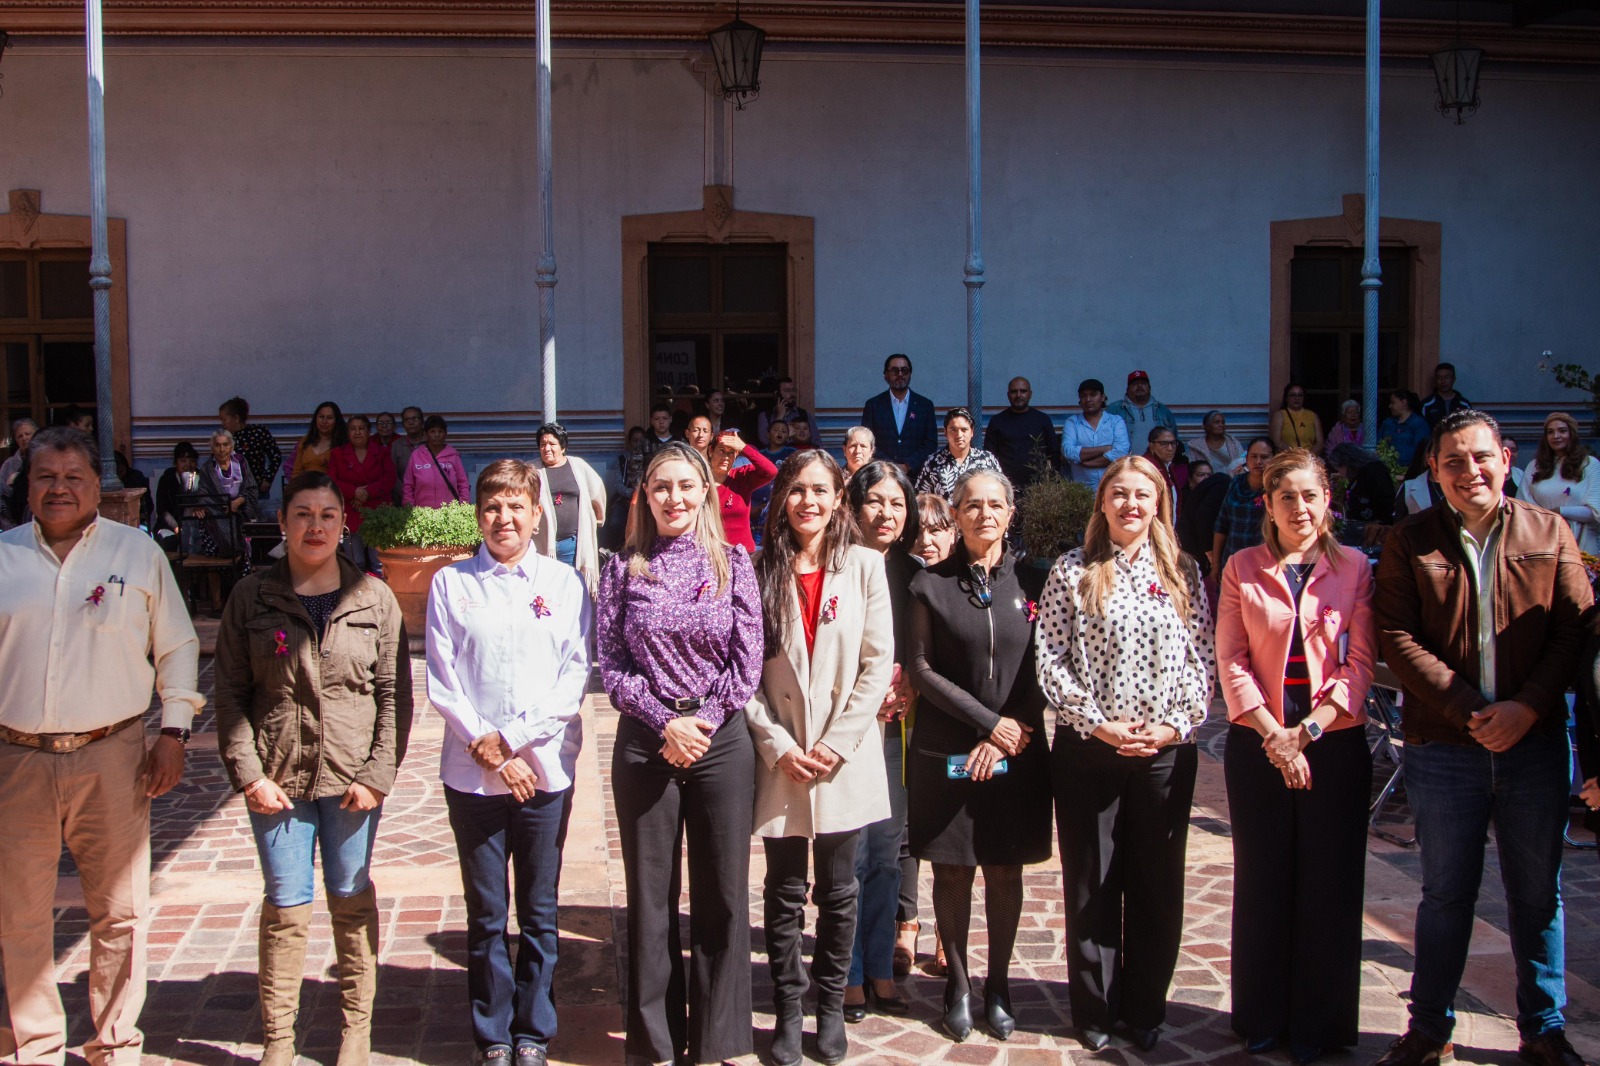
[1018,468,1097,562]
[358,503,483,550]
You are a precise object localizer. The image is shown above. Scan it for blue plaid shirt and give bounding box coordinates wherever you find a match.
[1213,473,1265,570]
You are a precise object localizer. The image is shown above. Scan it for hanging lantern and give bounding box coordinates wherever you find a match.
[708,4,765,110]
[1431,43,1482,125]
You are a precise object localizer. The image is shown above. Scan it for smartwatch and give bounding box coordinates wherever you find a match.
[1301,720,1323,743]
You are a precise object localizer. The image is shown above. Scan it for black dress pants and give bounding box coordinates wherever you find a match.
[1225,724,1370,1048]
[763,831,861,1008]
[1052,733,1197,1032]
[612,714,755,1066]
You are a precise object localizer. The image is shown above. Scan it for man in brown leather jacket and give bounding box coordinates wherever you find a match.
[1373,410,1592,1066]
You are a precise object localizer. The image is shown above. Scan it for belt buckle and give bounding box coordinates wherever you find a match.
[670,697,703,714]
[40,734,78,754]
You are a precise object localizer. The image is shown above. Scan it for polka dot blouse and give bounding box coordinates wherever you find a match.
[1034,544,1216,740]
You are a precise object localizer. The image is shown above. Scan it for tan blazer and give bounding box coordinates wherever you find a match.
[746,545,895,839]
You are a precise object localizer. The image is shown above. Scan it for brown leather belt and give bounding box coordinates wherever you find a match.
[0,714,144,753]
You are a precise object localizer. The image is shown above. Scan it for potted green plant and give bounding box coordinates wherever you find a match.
[1017,466,1097,568]
[1539,356,1600,437]
[359,502,482,634]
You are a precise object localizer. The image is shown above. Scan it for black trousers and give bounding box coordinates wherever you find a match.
[1225,724,1371,1047]
[763,831,861,1007]
[1052,733,1197,1032]
[612,713,755,1066]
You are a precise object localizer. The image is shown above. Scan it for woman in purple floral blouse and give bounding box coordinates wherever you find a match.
[596,441,765,1066]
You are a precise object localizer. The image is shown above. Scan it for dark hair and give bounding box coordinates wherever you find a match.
[1532,413,1586,484]
[376,411,396,424]
[649,400,673,417]
[1245,435,1277,456]
[302,401,350,450]
[1077,378,1105,396]
[1147,425,1178,444]
[1436,361,1457,374]
[1328,443,1376,476]
[173,441,199,462]
[281,470,344,512]
[1405,440,1434,480]
[1280,382,1307,407]
[626,425,645,441]
[944,407,975,430]
[1389,389,1421,415]
[59,405,93,429]
[883,353,913,373]
[846,460,920,550]
[756,449,861,657]
[401,406,424,420]
[220,396,250,421]
[777,376,795,387]
[536,422,569,451]
[424,415,448,433]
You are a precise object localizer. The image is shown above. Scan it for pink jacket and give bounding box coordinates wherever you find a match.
[402,444,470,508]
[1215,543,1376,732]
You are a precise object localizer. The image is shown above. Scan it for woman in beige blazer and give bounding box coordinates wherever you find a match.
[746,448,895,1066]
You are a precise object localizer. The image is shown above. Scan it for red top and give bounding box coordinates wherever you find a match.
[328,444,398,533]
[717,447,779,552]
[796,567,825,657]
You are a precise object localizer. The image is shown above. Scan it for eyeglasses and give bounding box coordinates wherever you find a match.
[1152,439,1177,447]
[886,367,911,377]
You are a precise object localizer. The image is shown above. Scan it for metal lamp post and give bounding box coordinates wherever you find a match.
[535,0,557,424]
[708,3,765,110]
[963,0,984,420]
[85,0,121,488]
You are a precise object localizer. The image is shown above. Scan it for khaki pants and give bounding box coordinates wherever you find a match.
[0,724,151,1066]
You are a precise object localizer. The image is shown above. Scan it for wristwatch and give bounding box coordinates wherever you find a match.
[160,726,191,744]
[1301,720,1324,744]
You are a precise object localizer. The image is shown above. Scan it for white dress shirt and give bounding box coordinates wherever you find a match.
[426,545,592,795]
[0,518,203,733]
[890,391,910,434]
[1060,413,1131,488]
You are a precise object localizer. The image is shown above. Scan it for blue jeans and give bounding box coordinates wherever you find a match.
[248,796,381,907]
[554,535,577,567]
[446,784,573,1050]
[849,727,906,986]
[1403,727,1571,1041]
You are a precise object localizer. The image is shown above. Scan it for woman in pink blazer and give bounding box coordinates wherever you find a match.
[1215,448,1376,1066]
[401,415,470,508]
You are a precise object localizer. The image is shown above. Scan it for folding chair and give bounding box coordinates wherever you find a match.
[1366,664,1415,848]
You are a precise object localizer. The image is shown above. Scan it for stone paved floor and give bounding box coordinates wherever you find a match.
[5,654,1599,1066]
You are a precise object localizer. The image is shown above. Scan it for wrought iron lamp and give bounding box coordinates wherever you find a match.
[708,2,765,110]
[1431,4,1481,124]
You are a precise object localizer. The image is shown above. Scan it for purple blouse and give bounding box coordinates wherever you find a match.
[596,533,764,736]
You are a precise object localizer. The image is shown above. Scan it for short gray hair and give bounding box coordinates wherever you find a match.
[1339,399,1361,415]
[951,467,1015,510]
[28,426,98,470]
[10,417,38,436]
[210,428,236,447]
[844,425,875,448]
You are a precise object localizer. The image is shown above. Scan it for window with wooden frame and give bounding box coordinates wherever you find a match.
[647,242,788,408]
[1288,245,1413,433]
[0,250,98,440]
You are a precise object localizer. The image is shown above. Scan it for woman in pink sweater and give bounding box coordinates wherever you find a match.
[401,415,470,508]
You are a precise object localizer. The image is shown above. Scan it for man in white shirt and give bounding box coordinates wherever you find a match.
[0,427,202,1066]
[1061,378,1131,489]
[425,459,592,1066]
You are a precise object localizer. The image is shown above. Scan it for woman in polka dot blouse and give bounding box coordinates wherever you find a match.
[1035,454,1215,1055]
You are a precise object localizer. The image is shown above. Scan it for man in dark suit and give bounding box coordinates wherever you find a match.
[860,353,938,477]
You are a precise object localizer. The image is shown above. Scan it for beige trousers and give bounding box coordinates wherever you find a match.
[0,724,152,1066]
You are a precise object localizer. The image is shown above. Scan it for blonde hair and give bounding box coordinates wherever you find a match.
[624,443,732,595]
[1258,449,1342,571]
[1078,455,1196,621]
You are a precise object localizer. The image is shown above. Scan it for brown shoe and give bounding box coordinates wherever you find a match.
[1520,1029,1588,1066]
[893,921,918,977]
[1374,1031,1456,1066]
[927,925,947,977]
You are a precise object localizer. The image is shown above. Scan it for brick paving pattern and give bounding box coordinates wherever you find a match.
[5,653,1598,1066]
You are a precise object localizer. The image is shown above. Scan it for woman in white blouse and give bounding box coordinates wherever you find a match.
[1035,454,1215,1054]
[1521,411,1600,553]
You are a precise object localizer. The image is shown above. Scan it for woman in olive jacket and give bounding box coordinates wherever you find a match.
[215,472,412,1066]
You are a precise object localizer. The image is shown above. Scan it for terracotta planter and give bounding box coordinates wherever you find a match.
[376,545,475,635]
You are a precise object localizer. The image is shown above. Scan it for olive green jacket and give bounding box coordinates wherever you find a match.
[215,556,413,799]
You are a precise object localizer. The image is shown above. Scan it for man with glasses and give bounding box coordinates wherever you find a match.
[860,353,938,478]
[1142,427,1184,515]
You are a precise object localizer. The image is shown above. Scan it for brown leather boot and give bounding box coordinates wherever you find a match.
[327,885,380,1066]
[258,899,313,1066]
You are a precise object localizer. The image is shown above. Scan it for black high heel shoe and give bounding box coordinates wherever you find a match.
[1245,1036,1280,1055]
[865,983,909,1017]
[841,991,867,1025]
[1077,1026,1112,1051]
[983,989,1015,1041]
[939,991,974,1042]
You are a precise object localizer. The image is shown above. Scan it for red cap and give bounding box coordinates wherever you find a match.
[1128,370,1150,383]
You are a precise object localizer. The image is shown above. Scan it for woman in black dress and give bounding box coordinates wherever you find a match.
[906,468,1051,1043]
